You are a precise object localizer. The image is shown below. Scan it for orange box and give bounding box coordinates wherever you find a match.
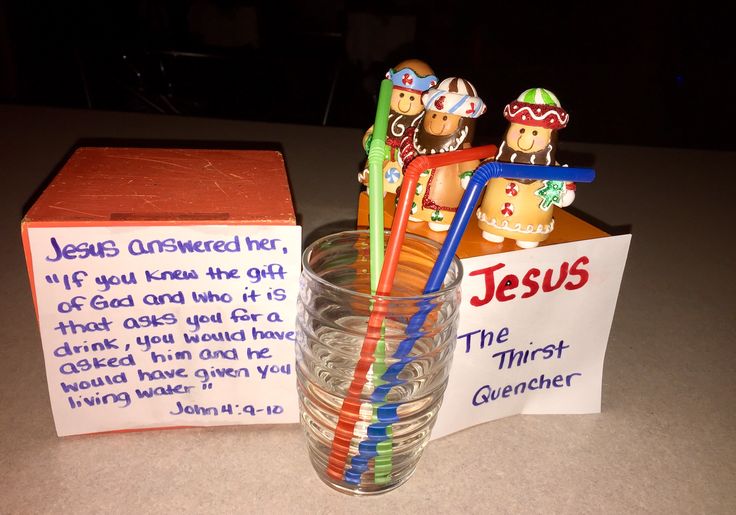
[21,147,302,436]
[22,147,296,313]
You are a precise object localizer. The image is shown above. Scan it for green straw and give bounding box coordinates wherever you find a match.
[367,79,392,483]
[368,79,392,289]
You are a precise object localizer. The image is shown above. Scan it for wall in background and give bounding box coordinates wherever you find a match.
[1,1,731,151]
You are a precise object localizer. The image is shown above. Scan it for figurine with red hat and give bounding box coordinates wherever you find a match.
[358,59,438,195]
[398,76,486,231]
[477,88,575,248]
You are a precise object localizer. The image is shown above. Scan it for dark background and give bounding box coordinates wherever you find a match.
[1,1,732,150]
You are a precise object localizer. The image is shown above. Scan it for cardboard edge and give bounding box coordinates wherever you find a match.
[21,219,41,322]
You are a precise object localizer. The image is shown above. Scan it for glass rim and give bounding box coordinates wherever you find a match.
[301,229,464,302]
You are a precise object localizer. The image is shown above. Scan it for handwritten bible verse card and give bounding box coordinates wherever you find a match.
[25,225,301,436]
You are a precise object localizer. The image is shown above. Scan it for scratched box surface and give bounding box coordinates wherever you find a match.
[357,191,631,437]
[24,147,296,226]
[22,147,303,436]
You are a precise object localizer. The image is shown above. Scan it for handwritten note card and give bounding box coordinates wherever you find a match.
[432,234,631,438]
[27,225,301,436]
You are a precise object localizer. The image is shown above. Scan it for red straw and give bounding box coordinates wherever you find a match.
[326,144,497,481]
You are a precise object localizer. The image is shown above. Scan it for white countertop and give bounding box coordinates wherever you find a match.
[1,105,734,514]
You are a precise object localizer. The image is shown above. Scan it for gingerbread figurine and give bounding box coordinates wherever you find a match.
[358,59,438,195]
[476,88,575,248]
[398,77,486,231]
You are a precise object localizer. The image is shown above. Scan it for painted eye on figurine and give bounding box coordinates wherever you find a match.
[432,114,437,118]
[519,128,526,134]
[443,115,447,121]
[532,130,538,136]
[399,93,405,98]
[410,96,415,101]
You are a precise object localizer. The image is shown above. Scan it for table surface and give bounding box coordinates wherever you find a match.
[1,105,734,514]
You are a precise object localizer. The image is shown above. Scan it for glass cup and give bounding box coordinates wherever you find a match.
[296,230,463,495]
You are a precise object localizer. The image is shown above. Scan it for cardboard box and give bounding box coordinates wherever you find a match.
[22,148,302,436]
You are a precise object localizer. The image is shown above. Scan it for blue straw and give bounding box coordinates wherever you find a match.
[426,161,595,292]
[354,161,596,482]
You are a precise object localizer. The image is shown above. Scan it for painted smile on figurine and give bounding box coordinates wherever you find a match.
[508,123,552,153]
[424,113,460,136]
[395,91,420,114]
[425,112,461,136]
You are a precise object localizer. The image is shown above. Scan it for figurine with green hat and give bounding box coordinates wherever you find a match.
[477,87,576,248]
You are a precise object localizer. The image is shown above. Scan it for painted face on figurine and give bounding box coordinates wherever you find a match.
[423,111,462,136]
[391,89,423,115]
[506,123,552,153]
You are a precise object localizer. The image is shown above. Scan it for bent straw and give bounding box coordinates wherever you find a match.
[328,145,497,482]
[345,145,498,484]
[424,161,596,292]
[354,161,597,484]
[373,145,498,297]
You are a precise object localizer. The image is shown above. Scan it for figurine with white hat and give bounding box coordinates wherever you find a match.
[399,76,486,232]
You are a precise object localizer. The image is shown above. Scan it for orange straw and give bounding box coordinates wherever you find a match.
[326,144,497,481]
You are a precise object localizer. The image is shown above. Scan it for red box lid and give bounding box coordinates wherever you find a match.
[24,147,295,225]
